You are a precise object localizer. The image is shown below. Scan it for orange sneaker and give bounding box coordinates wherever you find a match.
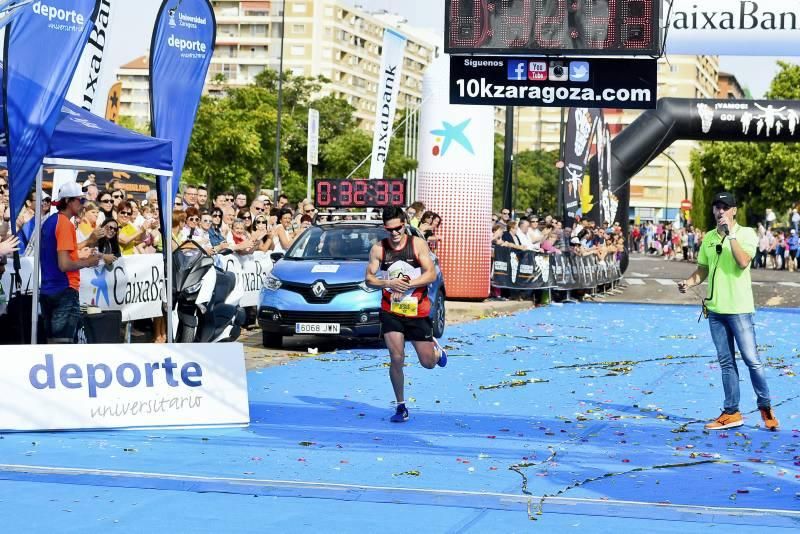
[759,407,779,431]
[704,412,743,430]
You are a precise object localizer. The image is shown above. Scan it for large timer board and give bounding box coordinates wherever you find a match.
[314,179,407,208]
[445,0,660,56]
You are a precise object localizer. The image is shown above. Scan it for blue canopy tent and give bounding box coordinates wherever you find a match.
[0,97,174,342]
[0,99,173,174]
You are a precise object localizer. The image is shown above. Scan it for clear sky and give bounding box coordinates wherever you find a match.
[108,0,796,99]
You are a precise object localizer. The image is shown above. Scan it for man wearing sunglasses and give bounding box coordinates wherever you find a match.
[40,183,106,343]
[678,192,778,431]
[365,206,447,423]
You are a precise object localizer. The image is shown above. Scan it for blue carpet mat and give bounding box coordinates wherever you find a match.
[0,303,798,532]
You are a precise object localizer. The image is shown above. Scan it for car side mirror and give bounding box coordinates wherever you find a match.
[270,252,284,263]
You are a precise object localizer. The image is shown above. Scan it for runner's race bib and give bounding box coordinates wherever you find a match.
[391,294,419,317]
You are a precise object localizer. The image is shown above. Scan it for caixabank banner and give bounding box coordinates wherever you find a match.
[450,56,657,109]
[0,343,249,431]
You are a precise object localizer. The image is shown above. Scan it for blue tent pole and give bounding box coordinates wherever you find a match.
[31,166,43,344]
[166,173,174,343]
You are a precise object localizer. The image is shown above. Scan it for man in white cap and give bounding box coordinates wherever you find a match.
[40,182,108,343]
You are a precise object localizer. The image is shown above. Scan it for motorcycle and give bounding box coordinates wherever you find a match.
[172,240,246,343]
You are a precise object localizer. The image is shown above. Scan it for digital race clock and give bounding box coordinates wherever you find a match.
[446,0,661,56]
[314,179,407,208]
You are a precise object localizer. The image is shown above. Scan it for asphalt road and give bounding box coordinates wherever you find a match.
[240,253,800,368]
[604,253,800,308]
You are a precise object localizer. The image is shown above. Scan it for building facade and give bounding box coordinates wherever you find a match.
[211,0,438,129]
[117,1,439,131]
[717,71,746,99]
[116,55,150,128]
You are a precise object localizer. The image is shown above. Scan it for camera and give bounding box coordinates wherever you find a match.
[549,61,568,81]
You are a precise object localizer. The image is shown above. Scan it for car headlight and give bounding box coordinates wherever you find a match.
[265,274,282,291]
[358,281,380,293]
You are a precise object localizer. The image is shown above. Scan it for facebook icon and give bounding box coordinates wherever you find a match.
[507,59,527,81]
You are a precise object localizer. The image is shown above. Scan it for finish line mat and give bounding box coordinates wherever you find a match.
[0,303,798,532]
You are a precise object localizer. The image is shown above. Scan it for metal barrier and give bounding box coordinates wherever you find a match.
[491,246,622,294]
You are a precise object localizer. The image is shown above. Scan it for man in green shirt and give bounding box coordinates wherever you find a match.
[678,192,779,431]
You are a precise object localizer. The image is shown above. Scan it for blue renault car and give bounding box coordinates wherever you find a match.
[258,220,446,348]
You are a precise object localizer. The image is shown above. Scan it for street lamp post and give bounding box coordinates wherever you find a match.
[273,1,286,202]
[664,157,670,223]
[662,150,689,226]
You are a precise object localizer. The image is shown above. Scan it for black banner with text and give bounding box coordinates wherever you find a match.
[450,56,657,109]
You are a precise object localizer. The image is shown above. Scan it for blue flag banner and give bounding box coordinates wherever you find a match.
[0,0,33,31]
[3,0,100,223]
[149,0,216,234]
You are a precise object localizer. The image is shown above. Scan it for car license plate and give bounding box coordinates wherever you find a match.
[295,323,341,334]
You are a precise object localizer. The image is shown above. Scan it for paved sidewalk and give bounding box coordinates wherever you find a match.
[241,299,535,370]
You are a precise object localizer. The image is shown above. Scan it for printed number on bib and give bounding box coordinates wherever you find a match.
[391,295,419,317]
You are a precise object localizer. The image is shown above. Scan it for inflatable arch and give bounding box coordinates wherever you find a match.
[606,97,800,232]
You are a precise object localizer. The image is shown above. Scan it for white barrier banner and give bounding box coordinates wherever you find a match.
[80,254,166,321]
[666,0,800,56]
[0,343,249,431]
[0,254,166,322]
[218,251,273,307]
[1,252,273,320]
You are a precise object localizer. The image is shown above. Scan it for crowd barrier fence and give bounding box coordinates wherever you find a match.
[491,246,622,292]
[0,252,273,321]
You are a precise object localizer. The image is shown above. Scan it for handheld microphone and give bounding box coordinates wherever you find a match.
[720,223,729,235]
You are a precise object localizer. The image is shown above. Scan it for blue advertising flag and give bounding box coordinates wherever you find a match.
[149,0,216,234]
[3,0,100,223]
[0,0,32,31]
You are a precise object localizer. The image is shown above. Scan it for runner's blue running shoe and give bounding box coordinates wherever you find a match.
[434,338,447,368]
[390,404,409,423]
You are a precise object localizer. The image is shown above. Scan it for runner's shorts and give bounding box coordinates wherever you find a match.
[380,310,433,342]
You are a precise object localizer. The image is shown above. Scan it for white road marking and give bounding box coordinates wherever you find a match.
[654,279,677,286]
[623,278,646,285]
[777,281,800,287]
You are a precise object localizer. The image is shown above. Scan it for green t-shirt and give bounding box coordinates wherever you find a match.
[697,224,757,314]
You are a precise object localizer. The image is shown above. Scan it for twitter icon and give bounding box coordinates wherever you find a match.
[569,61,590,82]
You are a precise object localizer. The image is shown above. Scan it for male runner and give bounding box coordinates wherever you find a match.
[366,206,447,423]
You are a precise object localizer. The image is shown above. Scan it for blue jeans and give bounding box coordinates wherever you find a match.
[41,288,81,344]
[707,311,771,413]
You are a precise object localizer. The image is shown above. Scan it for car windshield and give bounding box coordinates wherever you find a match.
[285,225,389,260]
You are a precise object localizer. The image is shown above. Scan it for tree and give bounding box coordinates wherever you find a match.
[117,115,149,135]
[689,61,800,226]
[492,135,559,215]
[512,149,559,215]
[184,71,416,201]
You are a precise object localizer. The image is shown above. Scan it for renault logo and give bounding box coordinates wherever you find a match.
[311,281,327,298]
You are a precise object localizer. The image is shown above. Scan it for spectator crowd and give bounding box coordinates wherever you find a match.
[0,173,446,343]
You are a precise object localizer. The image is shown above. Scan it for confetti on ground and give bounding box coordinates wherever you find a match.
[0,303,797,531]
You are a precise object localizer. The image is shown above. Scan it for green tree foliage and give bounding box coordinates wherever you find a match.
[689,61,800,227]
[183,71,416,200]
[492,134,559,215]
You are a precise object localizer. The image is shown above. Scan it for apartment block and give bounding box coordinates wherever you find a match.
[211,0,439,129]
[117,1,439,131]
[116,55,150,128]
